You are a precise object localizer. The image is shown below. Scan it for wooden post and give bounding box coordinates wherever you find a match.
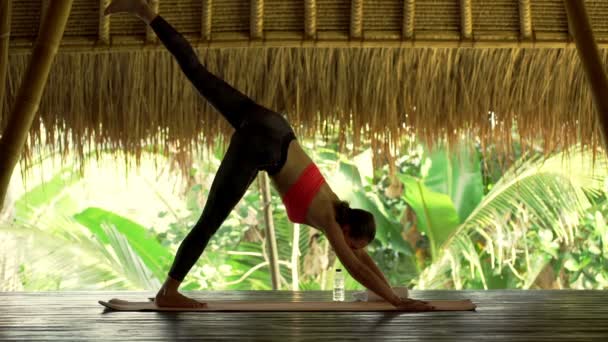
[460,0,472,40]
[201,0,212,41]
[0,0,12,116]
[250,0,263,40]
[564,0,608,150]
[0,0,75,210]
[350,0,363,39]
[291,223,300,291]
[304,0,316,40]
[258,172,280,290]
[402,0,415,40]
[518,0,532,40]
[99,0,110,44]
[145,0,159,43]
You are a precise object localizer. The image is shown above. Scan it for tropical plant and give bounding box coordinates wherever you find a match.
[413,146,608,289]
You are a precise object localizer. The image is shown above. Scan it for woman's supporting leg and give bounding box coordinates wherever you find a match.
[166,132,260,283]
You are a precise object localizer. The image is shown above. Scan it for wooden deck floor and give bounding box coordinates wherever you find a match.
[1,290,607,341]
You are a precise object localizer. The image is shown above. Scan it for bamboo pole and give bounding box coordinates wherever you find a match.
[99,0,110,44]
[250,0,264,40]
[518,0,532,40]
[258,172,280,290]
[460,0,472,40]
[291,223,300,291]
[0,0,12,116]
[145,0,159,43]
[201,0,212,41]
[0,0,75,210]
[9,31,608,52]
[564,0,608,150]
[350,0,363,39]
[402,0,415,40]
[304,0,316,40]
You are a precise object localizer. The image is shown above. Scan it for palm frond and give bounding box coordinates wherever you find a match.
[415,147,608,289]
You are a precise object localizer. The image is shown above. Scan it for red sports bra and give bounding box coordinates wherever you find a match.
[281,163,326,224]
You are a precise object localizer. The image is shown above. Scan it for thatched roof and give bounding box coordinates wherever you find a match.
[2,0,608,163]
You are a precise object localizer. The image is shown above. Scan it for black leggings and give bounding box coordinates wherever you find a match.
[149,16,296,282]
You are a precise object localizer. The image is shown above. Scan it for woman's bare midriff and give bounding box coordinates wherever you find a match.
[270,140,339,231]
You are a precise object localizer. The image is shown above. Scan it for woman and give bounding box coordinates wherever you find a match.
[105,0,432,311]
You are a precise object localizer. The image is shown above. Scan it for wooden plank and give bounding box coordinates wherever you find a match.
[1,291,608,341]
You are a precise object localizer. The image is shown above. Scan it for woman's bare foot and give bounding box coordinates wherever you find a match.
[104,0,146,16]
[155,291,207,309]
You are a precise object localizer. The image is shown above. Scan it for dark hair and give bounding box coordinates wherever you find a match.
[334,201,376,242]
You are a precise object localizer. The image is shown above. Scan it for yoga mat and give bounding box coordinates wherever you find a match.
[99,298,476,312]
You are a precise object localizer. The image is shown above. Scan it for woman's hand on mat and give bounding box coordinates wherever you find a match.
[395,298,434,311]
[154,291,207,309]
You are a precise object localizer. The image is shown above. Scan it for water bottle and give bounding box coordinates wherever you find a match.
[333,268,345,301]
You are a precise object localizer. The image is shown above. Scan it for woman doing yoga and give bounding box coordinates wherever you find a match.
[105,0,432,311]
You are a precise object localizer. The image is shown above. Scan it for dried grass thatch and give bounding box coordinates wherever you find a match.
[1,47,605,165]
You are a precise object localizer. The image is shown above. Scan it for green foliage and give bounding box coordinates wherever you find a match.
[415,147,608,289]
[3,135,608,294]
[73,207,173,282]
[423,143,484,223]
[398,174,460,259]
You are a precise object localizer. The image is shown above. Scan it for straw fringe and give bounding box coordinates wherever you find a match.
[1,47,604,169]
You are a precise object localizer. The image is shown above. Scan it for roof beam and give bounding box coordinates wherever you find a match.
[402,0,415,40]
[250,0,263,40]
[99,0,110,44]
[145,0,159,43]
[460,0,472,40]
[304,0,316,40]
[518,0,532,40]
[201,0,212,41]
[350,0,363,39]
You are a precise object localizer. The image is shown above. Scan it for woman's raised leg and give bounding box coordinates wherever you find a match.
[105,0,267,130]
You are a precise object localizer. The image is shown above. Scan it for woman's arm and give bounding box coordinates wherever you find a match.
[324,222,401,306]
[353,248,391,287]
